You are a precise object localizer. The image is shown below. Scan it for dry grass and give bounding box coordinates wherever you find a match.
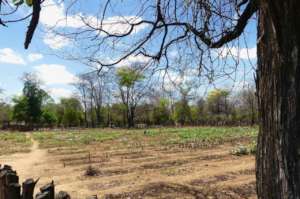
[0,132,32,155]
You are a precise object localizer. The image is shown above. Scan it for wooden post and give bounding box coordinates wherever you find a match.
[36,192,50,199]
[22,178,38,199]
[39,181,54,199]
[55,191,71,199]
[0,168,6,199]
[0,165,73,199]
[7,183,21,199]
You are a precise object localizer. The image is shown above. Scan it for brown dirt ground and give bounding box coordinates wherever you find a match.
[0,134,256,199]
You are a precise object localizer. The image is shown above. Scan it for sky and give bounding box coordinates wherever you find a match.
[0,0,258,102]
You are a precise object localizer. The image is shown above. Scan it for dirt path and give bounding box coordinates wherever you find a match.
[0,133,47,180]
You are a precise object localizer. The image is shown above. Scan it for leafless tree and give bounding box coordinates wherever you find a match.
[236,85,257,125]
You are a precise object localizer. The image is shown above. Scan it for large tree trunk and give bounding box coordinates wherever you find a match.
[256,1,300,198]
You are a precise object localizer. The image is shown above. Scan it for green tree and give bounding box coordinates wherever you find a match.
[117,66,145,128]
[21,73,50,126]
[41,102,58,127]
[206,89,231,115]
[173,100,191,126]
[12,95,28,123]
[152,99,170,125]
[59,98,83,127]
[110,103,127,127]
[0,102,12,128]
[0,89,12,126]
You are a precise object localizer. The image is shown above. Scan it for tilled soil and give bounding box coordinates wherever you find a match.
[0,138,256,199]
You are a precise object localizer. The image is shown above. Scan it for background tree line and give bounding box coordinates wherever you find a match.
[0,69,257,130]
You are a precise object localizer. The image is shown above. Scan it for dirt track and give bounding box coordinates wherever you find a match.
[0,135,256,199]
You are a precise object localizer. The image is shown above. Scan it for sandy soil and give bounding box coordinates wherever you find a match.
[0,135,256,199]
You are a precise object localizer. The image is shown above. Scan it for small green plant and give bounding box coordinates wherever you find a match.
[231,145,249,156]
[248,140,257,155]
[231,141,257,156]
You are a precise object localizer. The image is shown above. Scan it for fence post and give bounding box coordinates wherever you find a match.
[0,165,20,199]
[0,165,74,199]
[55,191,71,199]
[36,181,55,199]
[35,192,50,199]
[7,183,21,199]
[22,178,38,199]
[0,166,6,199]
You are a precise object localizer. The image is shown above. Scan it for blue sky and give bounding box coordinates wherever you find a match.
[0,0,257,102]
[0,0,90,101]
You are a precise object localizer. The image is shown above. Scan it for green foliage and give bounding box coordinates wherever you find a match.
[231,141,257,156]
[25,0,33,6]
[12,95,28,122]
[42,110,58,126]
[33,130,122,148]
[12,0,32,6]
[206,89,230,114]
[231,145,249,156]
[152,99,170,125]
[173,99,191,125]
[31,126,258,149]
[110,103,127,126]
[0,102,12,123]
[59,98,83,127]
[117,67,144,87]
[248,140,257,154]
[23,76,49,124]
[12,73,50,126]
[175,126,257,142]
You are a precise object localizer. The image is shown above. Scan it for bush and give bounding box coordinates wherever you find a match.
[231,141,257,156]
[85,166,100,176]
[231,145,249,156]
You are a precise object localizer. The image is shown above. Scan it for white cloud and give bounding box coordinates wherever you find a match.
[0,48,26,65]
[217,47,257,60]
[40,0,66,28]
[40,0,147,49]
[49,88,73,100]
[116,54,150,67]
[34,64,78,85]
[28,53,43,62]
[43,32,70,49]
[40,0,84,28]
[96,16,148,36]
[40,0,147,34]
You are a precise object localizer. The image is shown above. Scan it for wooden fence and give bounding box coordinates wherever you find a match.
[0,165,97,199]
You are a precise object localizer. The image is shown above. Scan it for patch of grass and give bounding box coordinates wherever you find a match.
[32,126,258,149]
[0,132,32,155]
[33,129,122,148]
[152,126,258,147]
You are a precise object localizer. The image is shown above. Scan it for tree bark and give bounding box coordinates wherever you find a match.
[128,106,135,128]
[256,1,300,198]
